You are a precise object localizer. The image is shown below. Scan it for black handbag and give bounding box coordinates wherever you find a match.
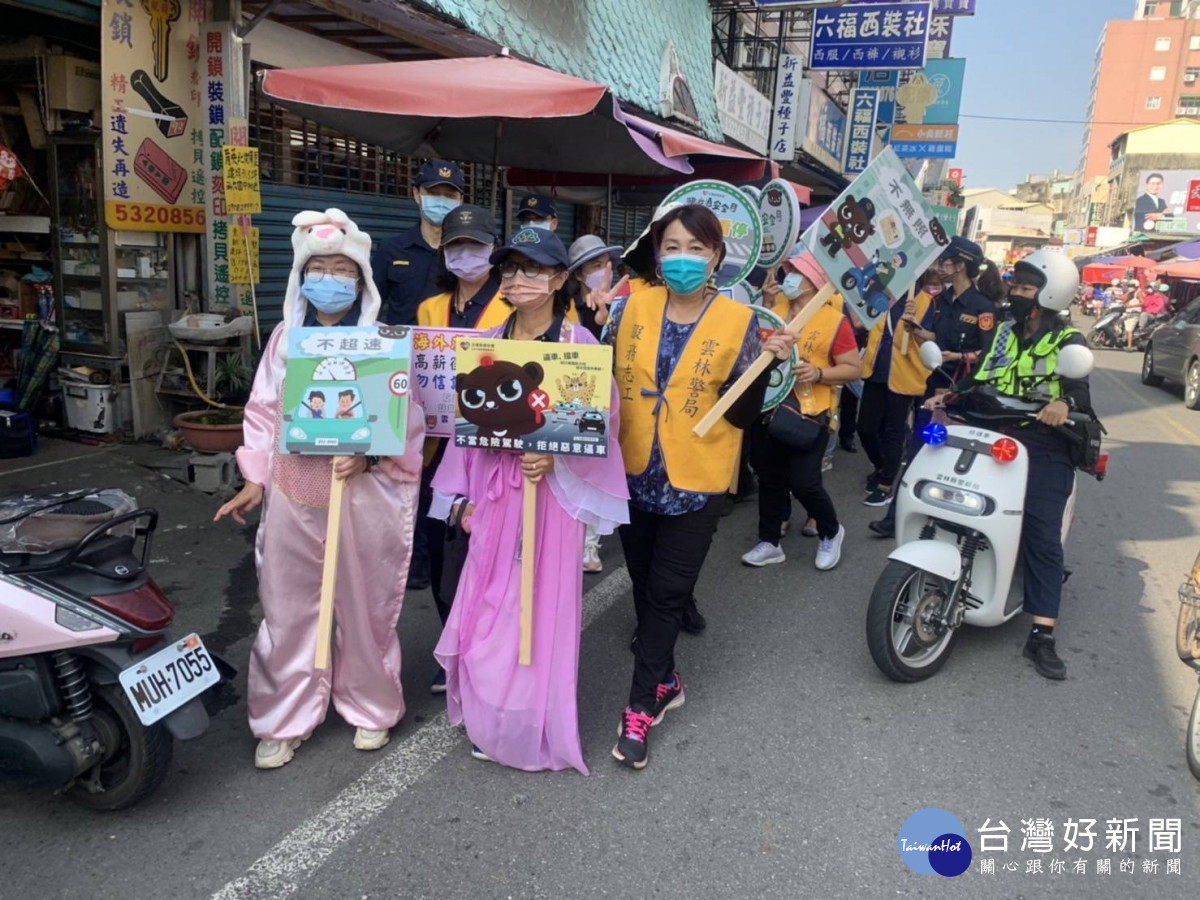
[767,395,826,452]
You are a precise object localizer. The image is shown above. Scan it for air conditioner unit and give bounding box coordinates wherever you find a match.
[1185,73,1197,83]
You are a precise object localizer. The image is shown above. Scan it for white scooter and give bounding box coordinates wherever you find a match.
[865,342,1106,682]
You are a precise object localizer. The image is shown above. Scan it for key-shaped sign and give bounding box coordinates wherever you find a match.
[140,0,181,82]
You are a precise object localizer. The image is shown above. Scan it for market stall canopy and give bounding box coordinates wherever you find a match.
[259,55,768,181]
[1080,255,1158,284]
[1158,259,1200,279]
[1170,240,1200,261]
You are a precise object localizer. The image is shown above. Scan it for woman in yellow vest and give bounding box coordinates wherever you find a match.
[741,251,861,571]
[857,266,939,509]
[414,204,511,695]
[599,204,796,770]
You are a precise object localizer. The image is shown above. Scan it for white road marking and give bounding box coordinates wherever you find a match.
[211,565,632,900]
[0,445,121,477]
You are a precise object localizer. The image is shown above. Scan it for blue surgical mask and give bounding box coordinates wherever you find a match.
[301,273,358,314]
[781,272,805,300]
[660,253,712,296]
[526,218,553,231]
[420,194,459,226]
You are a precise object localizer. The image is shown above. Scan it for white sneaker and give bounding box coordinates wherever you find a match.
[254,738,302,769]
[741,541,786,567]
[353,728,390,751]
[815,525,845,571]
[583,545,603,574]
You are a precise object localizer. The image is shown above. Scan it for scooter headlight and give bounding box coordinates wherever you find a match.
[917,482,988,517]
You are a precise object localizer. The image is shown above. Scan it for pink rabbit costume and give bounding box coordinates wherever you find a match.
[236,208,424,745]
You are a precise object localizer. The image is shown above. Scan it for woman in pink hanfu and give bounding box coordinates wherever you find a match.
[216,208,425,770]
[431,228,628,774]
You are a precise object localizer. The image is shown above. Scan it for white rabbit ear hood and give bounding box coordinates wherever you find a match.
[277,208,381,357]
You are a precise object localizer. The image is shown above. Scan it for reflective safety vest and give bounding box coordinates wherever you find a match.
[974,321,1081,399]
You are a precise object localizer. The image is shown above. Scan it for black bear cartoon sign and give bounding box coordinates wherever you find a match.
[453,338,614,457]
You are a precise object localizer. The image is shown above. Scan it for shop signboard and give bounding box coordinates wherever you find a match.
[891,58,966,158]
[713,61,771,156]
[805,92,847,172]
[101,0,208,232]
[843,88,880,176]
[809,2,932,71]
[770,54,804,161]
[860,70,898,144]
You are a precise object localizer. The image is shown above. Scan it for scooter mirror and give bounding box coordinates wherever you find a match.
[919,342,944,371]
[1057,344,1095,380]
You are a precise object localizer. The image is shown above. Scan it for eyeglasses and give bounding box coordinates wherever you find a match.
[498,261,552,279]
[305,265,359,280]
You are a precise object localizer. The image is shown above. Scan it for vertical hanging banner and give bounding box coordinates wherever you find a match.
[926,14,954,59]
[101,0,208,231]
[221,145,261,214]
[809,2,932,71]
[770,54,803,162]
[228,225,259,284]
[860,70,898,144]
[843,88,880,177]
[890,57,966,159]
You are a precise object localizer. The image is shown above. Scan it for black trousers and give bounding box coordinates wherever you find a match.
[750,417,838,542]
[1021,452,1074,620]
[621,498,723,711]
[857,381,914,486]
[417,460,449,620]
[838,387,859,446]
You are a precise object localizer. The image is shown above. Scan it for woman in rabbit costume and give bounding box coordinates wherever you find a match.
[217,209,425,769]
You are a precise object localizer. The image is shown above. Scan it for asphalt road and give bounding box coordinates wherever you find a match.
[3,348,1200,899]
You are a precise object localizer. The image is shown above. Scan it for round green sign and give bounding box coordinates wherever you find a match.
[659,180,763,288]
[754,306,799,412]
[757,178,802,269]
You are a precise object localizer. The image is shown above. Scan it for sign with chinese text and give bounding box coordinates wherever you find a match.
[754,305,799,412]
[1130,170,1200,233]
[851,0,973,13]
[101,0,208,232]
[892,58,965,158]
[757,178,802,268]
[843,88,880,176]
[452,339,613,457]
[809,2,932,71]
[412,327,476,437]
[221,145,261,214]
[770,54,804,161]
[281,326,413,457]
[799,146,950,330]
[659,180,763,286]
[930,204,959,239]
[228,225,259,284]
[807,92,847,171]
[713,61,771,155]
[926,14,954,59]
[860,70,899,144]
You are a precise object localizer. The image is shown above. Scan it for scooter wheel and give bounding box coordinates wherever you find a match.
[866,560,960,683]
[67,683,174,811]
[1187,685,1200,781]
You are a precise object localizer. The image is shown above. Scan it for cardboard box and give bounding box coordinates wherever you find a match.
[45,56,101,113]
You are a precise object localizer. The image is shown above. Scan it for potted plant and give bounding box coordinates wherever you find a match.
[173,352,255,454]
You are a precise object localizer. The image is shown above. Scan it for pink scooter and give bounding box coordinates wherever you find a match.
[0,490,234,810]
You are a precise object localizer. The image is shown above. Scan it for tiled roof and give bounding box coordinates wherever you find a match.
[422,0,723,141]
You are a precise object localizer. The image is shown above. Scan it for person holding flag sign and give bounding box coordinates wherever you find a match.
[215,209,426,770]
[430,228,629,773]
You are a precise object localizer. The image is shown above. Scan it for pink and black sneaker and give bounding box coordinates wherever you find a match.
[612,706,654,770]
[652,671,685,725]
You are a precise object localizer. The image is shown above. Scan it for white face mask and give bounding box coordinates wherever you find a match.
[524,218,553,231]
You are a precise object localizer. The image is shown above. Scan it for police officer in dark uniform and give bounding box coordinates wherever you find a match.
[372,159,466,328]
[515,194,558,233]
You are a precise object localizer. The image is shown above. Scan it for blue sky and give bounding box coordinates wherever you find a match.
[951,0,1135,190]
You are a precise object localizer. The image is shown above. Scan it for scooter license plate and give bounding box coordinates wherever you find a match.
[118,634,220,726]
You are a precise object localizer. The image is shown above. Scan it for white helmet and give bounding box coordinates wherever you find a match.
[1013,250,1078,312]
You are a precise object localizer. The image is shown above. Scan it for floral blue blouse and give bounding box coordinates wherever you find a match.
[604,296,762,516]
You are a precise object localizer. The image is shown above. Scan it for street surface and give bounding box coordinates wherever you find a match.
[3,349,1200,899]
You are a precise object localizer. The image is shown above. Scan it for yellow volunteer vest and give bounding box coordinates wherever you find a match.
[616,287,751,494]
[861,290,934,396]
[417,289,513,330]
[791,302,846,416]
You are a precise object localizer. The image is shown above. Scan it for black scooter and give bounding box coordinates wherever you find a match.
[1087,303,1128,349]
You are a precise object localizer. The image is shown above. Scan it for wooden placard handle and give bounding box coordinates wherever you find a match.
[519,478,536,666]
[314,469,345,670]
[899,287,914,356]
[693,283,836,439]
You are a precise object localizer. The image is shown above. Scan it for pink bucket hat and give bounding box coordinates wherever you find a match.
[785,249,828,290]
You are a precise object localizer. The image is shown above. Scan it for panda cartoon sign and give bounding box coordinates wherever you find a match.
[799,146,950,331]
[452,338,614,458]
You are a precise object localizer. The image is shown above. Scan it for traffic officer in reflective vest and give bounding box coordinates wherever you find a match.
[372,159,466,329]
[927,250,1092,681]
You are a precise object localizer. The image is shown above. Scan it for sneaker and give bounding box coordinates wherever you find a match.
[353,728,390,751]
[612,706,655,770]
[821,454,834,473]
[868,518,895,539]
[652,672,685,724]
[470,743,494,762]
[430,667,447,694]
[254,738,302,769]
[780,520,791,538]
[583,545,603,574]
[1023,632,1067,681]
[815,524,845,571]
[863,487,893,507]
[742,541,786,567]
[801,519,819,538]
[865,471,883,492]
[681,600,707,634]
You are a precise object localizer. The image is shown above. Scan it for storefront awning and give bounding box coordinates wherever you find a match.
[259,55,768,180]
